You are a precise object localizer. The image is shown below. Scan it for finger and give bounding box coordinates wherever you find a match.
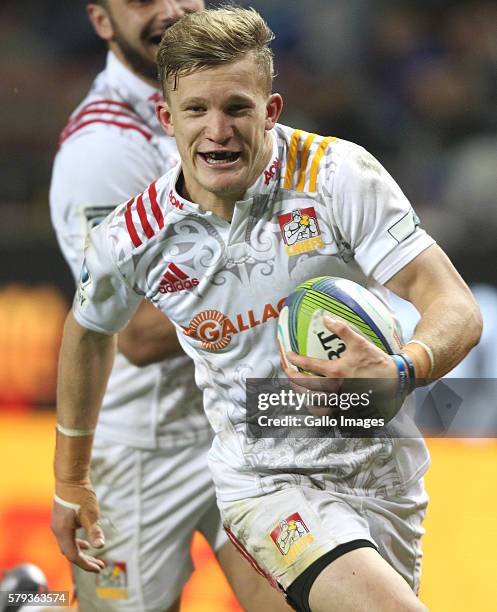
[87,522,105,549]
[284,368,315,395]
[75,551,106,573]
[76,538,91,550]
[57,525,81,563]
[284,364,342,393]
[287,351,344,380]
[79,502,105,549]
[277,337,297,372]
[323,317,361,346]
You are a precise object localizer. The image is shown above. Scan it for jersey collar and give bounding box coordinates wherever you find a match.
[243,129,281,201]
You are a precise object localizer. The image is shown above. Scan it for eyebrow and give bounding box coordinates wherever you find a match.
[180,94,256,108]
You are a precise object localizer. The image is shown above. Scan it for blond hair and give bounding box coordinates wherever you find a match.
[157,6,275,98]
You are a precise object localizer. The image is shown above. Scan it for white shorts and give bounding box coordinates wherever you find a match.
[220,478,428,592]
[73,438,226,612]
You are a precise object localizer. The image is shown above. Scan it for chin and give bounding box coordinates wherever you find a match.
[206,179,245,198]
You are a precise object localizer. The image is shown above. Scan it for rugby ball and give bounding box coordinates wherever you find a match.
[277,276,402,371]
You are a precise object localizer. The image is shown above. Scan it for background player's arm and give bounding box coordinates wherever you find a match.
[52,312,116,573]
[385,244,482,379]
[118,300,182,366]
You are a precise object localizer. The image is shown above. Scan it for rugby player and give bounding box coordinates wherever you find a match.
[50,2,289,611]
[51,7,482,612]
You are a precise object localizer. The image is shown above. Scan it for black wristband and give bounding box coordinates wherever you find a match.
[399,351,416,393]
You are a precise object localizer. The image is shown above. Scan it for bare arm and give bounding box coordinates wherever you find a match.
[51,312,116,573]
[287,245,482,389]
[57,312,116,428]
[117,300,182,366]
[386,244,482,379]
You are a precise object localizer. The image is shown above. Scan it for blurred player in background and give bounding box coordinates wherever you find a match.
[50,2,289,611]
[50,5,482,612]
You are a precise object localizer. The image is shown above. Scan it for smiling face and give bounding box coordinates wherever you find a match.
[88,0,204,85]
[157,55,283,212]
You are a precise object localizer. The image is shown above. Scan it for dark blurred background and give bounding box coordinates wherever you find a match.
[0,0,496,407]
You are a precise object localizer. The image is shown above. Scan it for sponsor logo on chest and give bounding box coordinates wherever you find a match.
[278,206,324,256]
[183,298,286,351]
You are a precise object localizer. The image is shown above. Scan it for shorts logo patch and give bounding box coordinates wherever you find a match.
[270,512,314,561]
[278,207,324,256]
[96,560,129,600]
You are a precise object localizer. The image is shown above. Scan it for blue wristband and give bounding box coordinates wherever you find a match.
[391,354,409,399]
[399,352,417,394]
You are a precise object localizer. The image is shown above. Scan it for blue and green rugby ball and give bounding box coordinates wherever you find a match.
[277,276,403,371]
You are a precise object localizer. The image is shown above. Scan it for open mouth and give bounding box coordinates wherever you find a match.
[199,151,241,165]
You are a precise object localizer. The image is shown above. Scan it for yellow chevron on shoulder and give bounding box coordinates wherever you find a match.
[283,129,336,193]
[309,136,336,192]
[296,132,318,191]
[283,129,303,189]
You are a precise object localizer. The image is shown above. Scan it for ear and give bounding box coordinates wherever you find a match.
[156,100,175,137]
[265,93,283,131]
[87,3,114,42]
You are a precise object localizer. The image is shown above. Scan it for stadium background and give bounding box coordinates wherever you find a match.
[1,0,496,609]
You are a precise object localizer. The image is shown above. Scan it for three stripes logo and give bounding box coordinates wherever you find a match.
[159,263,199,294]
[283,130,336,193]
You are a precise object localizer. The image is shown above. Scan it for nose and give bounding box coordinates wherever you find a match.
[205,111,234,144]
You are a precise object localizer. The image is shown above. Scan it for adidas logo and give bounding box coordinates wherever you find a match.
[159,263,199,294]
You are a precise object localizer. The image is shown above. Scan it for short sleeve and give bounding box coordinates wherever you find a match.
[331,146,435,284]
[49,128,170,281]
[72,212,142,335]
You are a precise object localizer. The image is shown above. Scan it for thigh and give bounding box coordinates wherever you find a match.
[74,439,216,612]
[308,546,426,612]
[220,486,375,591]
[363,477,428,594]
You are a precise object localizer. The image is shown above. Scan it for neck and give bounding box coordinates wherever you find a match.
[179,181,236,223]
[109,44,159,89]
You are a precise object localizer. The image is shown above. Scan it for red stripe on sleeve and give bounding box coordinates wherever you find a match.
[136,193,155,239]
[63,108,146,135]
[81,99,133,112]
[124,198,142,247]
[59,119,152,146]
[148,181,164,229]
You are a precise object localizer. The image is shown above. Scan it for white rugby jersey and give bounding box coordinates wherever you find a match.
[50,52,209,449]
[73,123,436,500]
